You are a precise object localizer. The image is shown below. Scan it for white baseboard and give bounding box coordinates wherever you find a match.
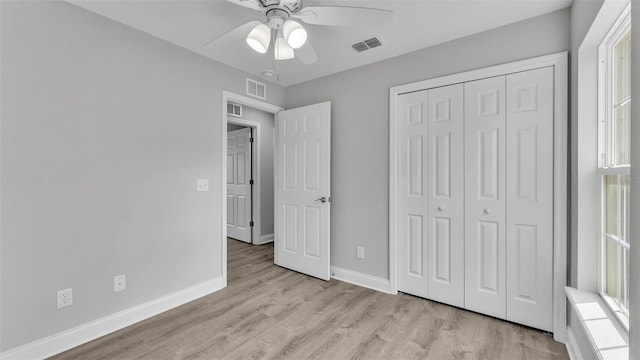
[1,277,225,360]
[330,266,391,294]
[565,327,583,360]
[254,233,274,245]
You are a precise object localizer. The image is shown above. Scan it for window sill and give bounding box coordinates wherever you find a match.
[565,287,629,360]
[599,293,629,331]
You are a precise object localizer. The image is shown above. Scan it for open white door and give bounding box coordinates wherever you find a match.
[227,127,253,243]
[275,102,331,280]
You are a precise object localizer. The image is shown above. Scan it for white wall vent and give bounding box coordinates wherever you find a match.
[227,102,242,117]
[246,78,266,99]
[352,37,383,53]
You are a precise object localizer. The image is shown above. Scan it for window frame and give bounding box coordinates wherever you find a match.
[597,3,631,331]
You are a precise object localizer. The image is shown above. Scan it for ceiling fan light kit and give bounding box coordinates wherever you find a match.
[274,33,295,60]
[282,20,306,49]
[246,23,271,53]
[245,9,306,60]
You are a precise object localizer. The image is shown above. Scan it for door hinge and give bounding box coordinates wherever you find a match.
[249,137,254,143]
[250,221,254,227]
[250,179,254,185]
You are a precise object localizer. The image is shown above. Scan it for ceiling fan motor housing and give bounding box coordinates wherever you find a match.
[266,9,289,29]
[259,0,303,15]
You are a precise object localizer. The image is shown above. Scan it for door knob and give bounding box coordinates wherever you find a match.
[484,208,492,214]
[315,196,328,203]
[438,206,445,211]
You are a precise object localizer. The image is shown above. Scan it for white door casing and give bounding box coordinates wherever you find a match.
[227,127,253,243]
[427,84,465,307]
[274,102,331,281]
[397,90,430,298]
[464,75,507,319]
[505,67,554,331]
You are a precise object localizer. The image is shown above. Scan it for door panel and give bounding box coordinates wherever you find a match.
[275,102,331,280]
[427,84,464,307]
[505,67,554,331]
[465,76,506,319]
[227,127,252,243]
[397,90,429,298]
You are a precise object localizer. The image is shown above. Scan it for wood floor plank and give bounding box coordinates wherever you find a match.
[50,238,568,360]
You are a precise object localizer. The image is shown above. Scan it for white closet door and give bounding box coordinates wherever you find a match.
[397,90,429,298]
[505,67,554,331]
[227,127,253,243]
[464,76,506,318]
[427,84,464,307]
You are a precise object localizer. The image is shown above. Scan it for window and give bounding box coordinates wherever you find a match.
[598,4,631,328]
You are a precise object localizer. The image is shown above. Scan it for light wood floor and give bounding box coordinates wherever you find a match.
[51,238,568,360]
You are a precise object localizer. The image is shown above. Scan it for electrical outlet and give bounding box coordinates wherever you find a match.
[57,288,73,309]
[114,274,126,293]
[356,246,365,259]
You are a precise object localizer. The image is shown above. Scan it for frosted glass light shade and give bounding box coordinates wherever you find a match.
[246,23,271,54]
[274,36,294,60]
[283,20,307,49]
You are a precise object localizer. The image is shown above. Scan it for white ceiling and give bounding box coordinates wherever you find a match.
[68,0,572,87]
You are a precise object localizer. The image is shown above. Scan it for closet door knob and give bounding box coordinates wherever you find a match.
[484,208,492,214]
[438,206,445,211]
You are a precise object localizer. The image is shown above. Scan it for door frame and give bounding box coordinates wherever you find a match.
[388,52,568,342]
[221,90,283,285]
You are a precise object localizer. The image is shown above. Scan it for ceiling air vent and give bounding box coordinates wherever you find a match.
[246,78,266,100]
[352,37,383,53]
[227,103,242,118]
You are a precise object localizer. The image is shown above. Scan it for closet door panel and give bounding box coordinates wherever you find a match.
[506,67,554,331]
[427,84,464,307]
[464,76,506,318]
[397,90,430,298]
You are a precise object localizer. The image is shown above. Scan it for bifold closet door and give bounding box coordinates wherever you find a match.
[427,84,464,307]
[397,90,429,298]
[505,67,554,331]
[464,76,507,319]
[397,85,464,304]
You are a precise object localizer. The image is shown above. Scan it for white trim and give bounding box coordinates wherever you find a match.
[0,277,224,360]
[330,266,391,294]
[566,327,584,360]
[565,286,629,360]
[389,52,568,341]
[256,233,274,245]
[221,91,283,286]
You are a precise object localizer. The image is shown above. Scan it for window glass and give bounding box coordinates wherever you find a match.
[605,175,619,237]
[599,11,630,323]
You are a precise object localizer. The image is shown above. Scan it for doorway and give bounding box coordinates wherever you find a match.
[226,106,276,245]
[221,91,332,284]
[221,91,283,283]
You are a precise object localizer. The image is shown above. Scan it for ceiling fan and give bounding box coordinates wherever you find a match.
[205,0,394,64]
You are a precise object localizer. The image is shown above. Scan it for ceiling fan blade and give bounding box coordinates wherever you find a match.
[203,20,261,48]
[295,41,318,65]
[224,0,263,12]
[293,6,393,27]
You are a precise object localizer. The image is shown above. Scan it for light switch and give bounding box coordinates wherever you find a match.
[197,179,209,192]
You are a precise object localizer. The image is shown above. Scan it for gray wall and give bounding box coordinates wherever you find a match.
[285,9,571,279]
[569,0,605,292]
[0,1,284,352]
[227,123,245,131]
[228,106,275,237]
